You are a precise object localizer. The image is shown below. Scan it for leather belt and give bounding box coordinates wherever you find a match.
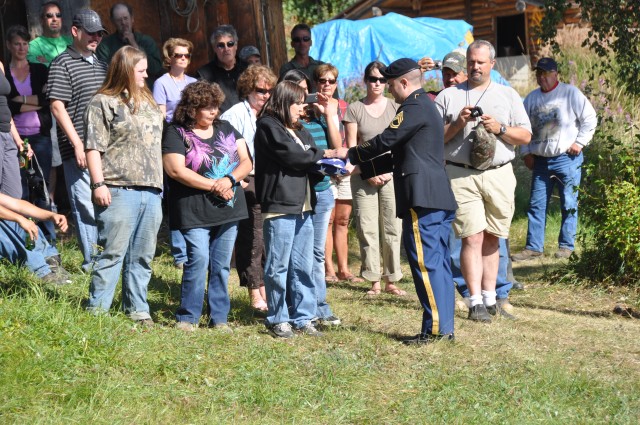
[445,160,509,171]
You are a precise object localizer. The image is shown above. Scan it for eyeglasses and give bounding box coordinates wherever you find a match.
[292,36,311,43]
[366,76,387,84]
[216,41,236,49]
[317,78,336,85]
[45,12,62,18]
[173,53,191,59]
[254,87,272,95]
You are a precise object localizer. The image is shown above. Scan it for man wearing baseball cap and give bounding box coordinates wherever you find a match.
[46,9,108,271]
[512,57,597,262]
[339,58,458,344]
[239,45,261,65]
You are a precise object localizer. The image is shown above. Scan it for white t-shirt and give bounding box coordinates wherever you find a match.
[436,82,532,166]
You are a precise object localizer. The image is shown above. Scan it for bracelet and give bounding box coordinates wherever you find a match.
[90,181,105,190]
[224,173,237,186]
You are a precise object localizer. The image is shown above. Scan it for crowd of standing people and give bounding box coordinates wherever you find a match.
[0,2,597,342]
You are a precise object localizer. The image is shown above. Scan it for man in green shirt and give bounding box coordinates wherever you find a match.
[28,1,72,67]
[96,3,163,86]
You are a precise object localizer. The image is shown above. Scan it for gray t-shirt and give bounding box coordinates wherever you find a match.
[343,98,399,143]
[435,82,531,166]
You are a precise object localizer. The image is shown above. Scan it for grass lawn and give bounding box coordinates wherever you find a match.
[1,206,640,424]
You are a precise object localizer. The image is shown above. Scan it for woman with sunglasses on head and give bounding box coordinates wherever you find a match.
[163,80,252,332]
[84,46,164,325]
[313,64,359,284]
[153,38,197,270]
[343,61,405,296]
[220,65,277,312]
[280,69,343,327]
[254,80,341,338]
[153,38,197,123]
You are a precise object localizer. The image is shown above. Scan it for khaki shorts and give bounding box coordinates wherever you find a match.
[446,162,516,239]
[331,175,352,200]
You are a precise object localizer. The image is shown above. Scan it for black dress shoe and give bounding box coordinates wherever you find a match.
[402,333,455,345]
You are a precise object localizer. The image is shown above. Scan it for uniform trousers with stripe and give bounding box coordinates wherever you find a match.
[402,207,456,336]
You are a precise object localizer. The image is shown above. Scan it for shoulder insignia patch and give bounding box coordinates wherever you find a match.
[389,111,404,129]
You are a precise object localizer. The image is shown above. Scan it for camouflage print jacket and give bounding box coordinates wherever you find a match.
[84,93,164,189]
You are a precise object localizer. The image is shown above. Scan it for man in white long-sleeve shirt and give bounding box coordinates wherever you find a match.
[512,57,597,261]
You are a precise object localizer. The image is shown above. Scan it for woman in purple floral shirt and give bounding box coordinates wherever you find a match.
[162,81,252,332]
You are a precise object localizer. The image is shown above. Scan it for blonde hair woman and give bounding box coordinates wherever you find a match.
[84,46,164,326]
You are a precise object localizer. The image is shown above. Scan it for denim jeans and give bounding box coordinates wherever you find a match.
[263,212,316,328]
[88,187,162,320]
[312,188,335,319]
[62,159,97,271]
[170,229,187,265]
[0,220,56,278]
[450,233,513,299]
[176,221,238,325]
[526,153,583,252]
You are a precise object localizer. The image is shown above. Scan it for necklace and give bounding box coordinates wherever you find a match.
[466,80,491,114]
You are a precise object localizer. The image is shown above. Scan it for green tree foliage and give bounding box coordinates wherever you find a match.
[284,0,358,25]
[536,0,640,95]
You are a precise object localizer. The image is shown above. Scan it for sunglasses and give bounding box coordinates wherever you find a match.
[254,87,272,95]
[317,78,336,85]
[216,41,235,49]
[173,53,191,59]
[45,12,62,18]
[366,76,387,84]
[292,36,311,43]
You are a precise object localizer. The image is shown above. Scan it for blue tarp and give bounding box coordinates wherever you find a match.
[310,13,509,94]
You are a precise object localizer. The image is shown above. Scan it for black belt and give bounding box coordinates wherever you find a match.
[445,160,509,171]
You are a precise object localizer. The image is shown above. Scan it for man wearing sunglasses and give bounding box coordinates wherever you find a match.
[197,25,247,113]
[96,3,162,87]
[279,24,325,93]
[28,1,72,67]
[46,9,108,272]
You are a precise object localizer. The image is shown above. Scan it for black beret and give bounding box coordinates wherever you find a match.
[380,58,420,79]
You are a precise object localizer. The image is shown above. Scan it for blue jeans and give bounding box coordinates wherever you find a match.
[62,159,97,271]
[450,233,513,299]
[170,229,187,265]
[0,220,57,278]
[312,189,335,319]
[176,221,238,325]
[526,153,583,252]
[263,212,316,328]
[88,187,162,320]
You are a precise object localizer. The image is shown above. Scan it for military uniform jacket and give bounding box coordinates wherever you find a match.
[348,88,457,217]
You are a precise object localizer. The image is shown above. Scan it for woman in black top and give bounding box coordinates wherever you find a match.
[163,81,252,332]
[254,80,340,338]
[0,57,28,200]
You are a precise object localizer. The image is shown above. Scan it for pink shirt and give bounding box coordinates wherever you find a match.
[11,71,40,136]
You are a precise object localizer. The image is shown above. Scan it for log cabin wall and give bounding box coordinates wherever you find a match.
[1,0,287,74]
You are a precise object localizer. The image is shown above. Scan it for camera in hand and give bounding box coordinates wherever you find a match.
[470,106,484,118]
[433,60,443,70]
[304,93,319,104]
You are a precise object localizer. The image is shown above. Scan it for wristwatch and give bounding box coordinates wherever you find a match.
[90,181,105,190]
[498,124,507,136]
